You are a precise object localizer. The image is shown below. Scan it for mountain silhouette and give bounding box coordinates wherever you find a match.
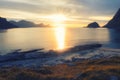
[9,20,51,27]
[0,17,18,29]
[104,8,120,28]
[9,20,36,27]
[87,22,100,28]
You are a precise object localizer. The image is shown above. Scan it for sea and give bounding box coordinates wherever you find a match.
[0,27,120,54]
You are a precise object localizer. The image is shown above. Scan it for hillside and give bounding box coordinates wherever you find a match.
[0,17,18,29]
[104,8,120,29]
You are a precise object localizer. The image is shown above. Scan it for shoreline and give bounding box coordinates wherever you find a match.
[0,44,120,80]
[0,44,120,68]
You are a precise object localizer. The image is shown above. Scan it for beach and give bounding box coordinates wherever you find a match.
[0,44,120,80]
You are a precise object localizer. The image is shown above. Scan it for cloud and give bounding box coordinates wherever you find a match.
[68,0,120,15]
[0,0,41,13]
[1,0,120,16]
[0,0,120,26]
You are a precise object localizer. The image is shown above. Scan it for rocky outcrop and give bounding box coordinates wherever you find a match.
[104,8,120,29]
[0,17,18,29]
[87,22,100,28]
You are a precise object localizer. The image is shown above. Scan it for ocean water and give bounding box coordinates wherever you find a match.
[0,28,120,54]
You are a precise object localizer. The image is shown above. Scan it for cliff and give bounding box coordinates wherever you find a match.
[104,8,120,29]
[0,17,18,29]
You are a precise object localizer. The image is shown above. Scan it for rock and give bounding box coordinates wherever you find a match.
[0,17,18,29]
[87,22,100,28]
[104,8,120,29]
[69,44,102,53]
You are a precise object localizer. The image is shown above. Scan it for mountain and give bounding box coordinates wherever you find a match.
[104,8,120,28]
[87,22,100,28]
[9,20,51,27]
[0,17,18,29]
[9,20,36,27]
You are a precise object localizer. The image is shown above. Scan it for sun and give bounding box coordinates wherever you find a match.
[49,14,67,22]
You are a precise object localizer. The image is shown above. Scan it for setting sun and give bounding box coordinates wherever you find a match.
[49,14,67,22]
[49,14,66,50]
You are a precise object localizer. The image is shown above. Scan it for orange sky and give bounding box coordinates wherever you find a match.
[0,0,119,27]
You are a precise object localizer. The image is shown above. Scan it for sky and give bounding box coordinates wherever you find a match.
[0,0,120,27]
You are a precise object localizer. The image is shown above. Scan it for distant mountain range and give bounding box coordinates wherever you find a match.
[0,17,50,29]
[9,20,36,27]
[0,8,120,29]
[9,20,50,28]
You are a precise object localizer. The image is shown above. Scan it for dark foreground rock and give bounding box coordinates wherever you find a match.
[0,44,102,63]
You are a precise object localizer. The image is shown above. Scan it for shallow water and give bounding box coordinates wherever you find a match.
[0,28,120,54]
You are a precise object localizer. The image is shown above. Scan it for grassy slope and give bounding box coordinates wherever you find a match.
[0,57,119,80]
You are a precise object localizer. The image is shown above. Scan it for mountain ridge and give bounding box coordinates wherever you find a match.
[9,20,51,27]
[104,8,120,28]
[0,17,18,29]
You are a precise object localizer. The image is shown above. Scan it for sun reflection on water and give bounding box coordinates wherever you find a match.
[54,25,66,50]
[49,14,67,50]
